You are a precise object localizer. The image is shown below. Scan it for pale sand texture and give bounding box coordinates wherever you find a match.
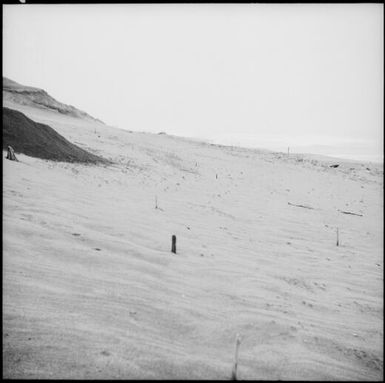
[3,101,383,380]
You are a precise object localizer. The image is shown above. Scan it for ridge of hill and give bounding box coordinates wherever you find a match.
[3,77,105,124]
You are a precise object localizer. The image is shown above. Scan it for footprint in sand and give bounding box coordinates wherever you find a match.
[20,214,33,221]
[255,320,298,344]
[302,300,314,308]
[282,277,314,292]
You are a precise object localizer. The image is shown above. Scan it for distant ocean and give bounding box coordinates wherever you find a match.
[207,134,383,164]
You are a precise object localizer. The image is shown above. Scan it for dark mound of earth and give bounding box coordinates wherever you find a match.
[3,107,110,164]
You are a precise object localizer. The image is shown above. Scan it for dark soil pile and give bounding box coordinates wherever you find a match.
[3,107,109,164]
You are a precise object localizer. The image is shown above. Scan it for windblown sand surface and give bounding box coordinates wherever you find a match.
[3,102,383,380]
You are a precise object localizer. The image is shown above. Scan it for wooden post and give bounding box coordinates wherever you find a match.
[155,195,158,209]
[231,334,241,380]
[336,227,339,246]
[216,174,218,179]
[6,146,18,161]
[171,235,176,254]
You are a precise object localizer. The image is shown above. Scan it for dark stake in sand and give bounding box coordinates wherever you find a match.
[171,235,177,254]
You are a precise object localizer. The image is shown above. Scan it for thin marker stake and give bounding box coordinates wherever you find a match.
[231,334,241,380]
[336,227,339,246]
[171,235,176,254]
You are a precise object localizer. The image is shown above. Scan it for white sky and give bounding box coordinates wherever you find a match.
[3,4,384,162]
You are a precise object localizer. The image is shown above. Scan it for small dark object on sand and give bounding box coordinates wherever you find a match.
[338,210,363,217]
[288,202,314,210]
[6,145,18,161]
[330,164,339,168]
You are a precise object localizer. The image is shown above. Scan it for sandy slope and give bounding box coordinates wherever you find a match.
[3,77,104,124]
[3,102,383,380]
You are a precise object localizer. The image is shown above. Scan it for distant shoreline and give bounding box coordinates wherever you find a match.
[173,134,383,165]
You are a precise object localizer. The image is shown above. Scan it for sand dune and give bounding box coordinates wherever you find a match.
[3,77,104,124]
[3,92,383,379]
